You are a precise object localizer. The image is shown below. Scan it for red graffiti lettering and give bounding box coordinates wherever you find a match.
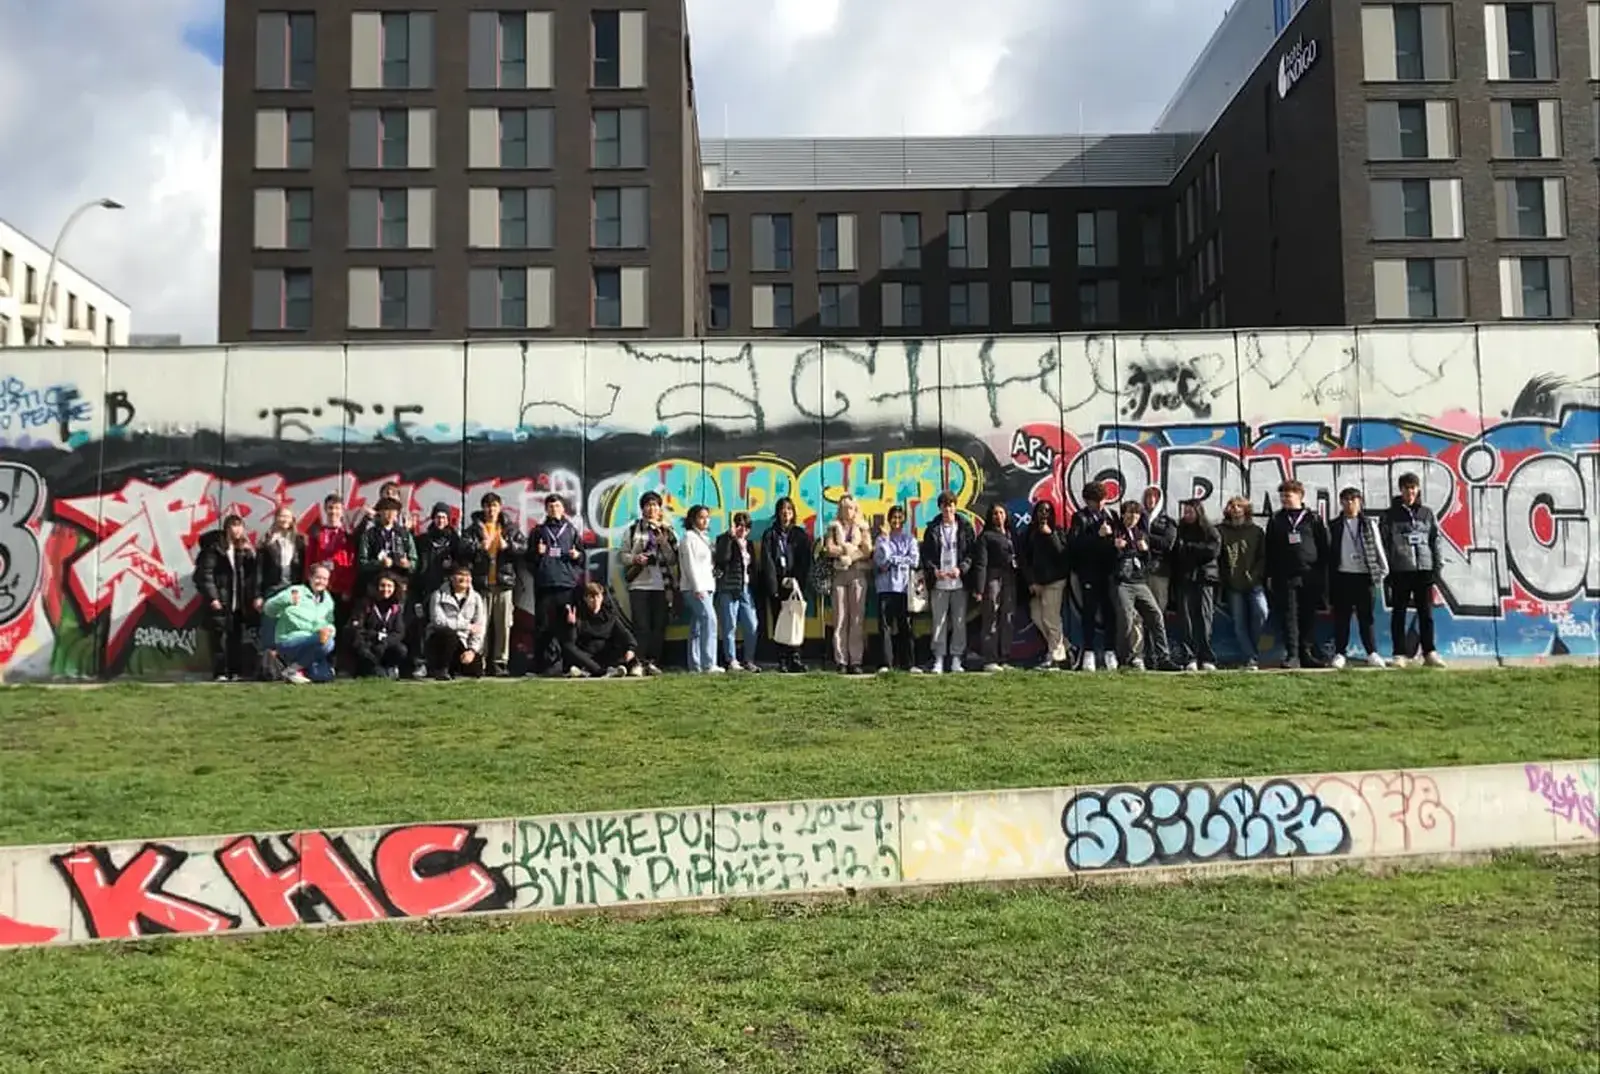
[0,913,60,946]
[371,824,500,917]
[216,833,387,928]
[52,845,239,939]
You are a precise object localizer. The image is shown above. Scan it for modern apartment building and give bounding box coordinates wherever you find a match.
[0,219,132,348]
[216,0,1600,342]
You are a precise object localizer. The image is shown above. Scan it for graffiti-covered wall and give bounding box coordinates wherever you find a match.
[1,759,1594,947]
[0,324,1596,679]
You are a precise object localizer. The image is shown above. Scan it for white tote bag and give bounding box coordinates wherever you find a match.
[773,595,808,647]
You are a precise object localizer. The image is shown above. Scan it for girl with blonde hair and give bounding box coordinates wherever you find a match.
[822,495,873,673]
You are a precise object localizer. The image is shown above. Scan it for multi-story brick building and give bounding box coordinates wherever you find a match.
[217,0,1599,342]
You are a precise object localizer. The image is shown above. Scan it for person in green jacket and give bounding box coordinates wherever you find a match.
[1219,495,1268,669]
[262,563,339,683]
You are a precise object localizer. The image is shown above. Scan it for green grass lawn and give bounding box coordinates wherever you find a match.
[1,667,1596,845]
[0,854,1593,1074]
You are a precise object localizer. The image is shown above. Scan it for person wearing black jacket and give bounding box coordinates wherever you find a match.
[760,497,813,672]
[1110,501,1175,670]
[1264,478,1330,668]
[714,512,762,672]
[920,490,979,674]
[526,493,583,674]
[461,492,528,676]
[1380,472,1447,668]
[1067,482,1120,671]
[1170,498,1221,670]
[1019,499,1072,670]
[351,572,409,678]
[562,583,640,677]
[410,503,462,678]
[195,514,258,681]
[975,502,1019,671]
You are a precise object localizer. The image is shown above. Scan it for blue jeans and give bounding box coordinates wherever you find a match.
[716,588,759,665]
[279,635,336,682]
[687,592,718,672]
[1225,587,1269,663]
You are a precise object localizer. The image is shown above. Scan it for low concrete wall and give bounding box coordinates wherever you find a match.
[2,759,1595,948]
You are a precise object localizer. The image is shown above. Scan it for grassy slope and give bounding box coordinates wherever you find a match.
[0,855,1595,1074]
[1,667,1596,845]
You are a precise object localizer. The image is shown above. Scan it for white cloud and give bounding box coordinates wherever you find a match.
[0,0,1224,345]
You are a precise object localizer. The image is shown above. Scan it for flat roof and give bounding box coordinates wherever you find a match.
[0,215,131,309]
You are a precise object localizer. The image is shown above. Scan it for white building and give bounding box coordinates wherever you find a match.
[0,217,131,347]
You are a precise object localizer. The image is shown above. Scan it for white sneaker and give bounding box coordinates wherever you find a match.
[909,666,924,674]
[928,662,943,674]
[1330,654,1347,670]
[982,663,1003,673]
[707,665,726,674]
[282,665,310,684]
[1130,657,1146,671]
[1183,661,1199,672]
[1102,652,1119,671]
[949,661,964,673]
[1424,651,1446,668]
[1200,662,1218,672]
[1079,651,1097,672]
[1392,655,1410,668]
[567,666,588,678]
[1366,653,1387,668]
[1245,658,1260,671]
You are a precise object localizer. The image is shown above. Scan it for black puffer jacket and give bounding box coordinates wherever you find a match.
[195,531,258,614]
[1018,507,1071,587]
[1171,519,1221,584]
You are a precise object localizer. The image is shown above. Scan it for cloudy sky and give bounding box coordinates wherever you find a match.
[0,0,1225,343]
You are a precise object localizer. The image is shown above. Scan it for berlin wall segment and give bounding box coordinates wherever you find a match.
[1,761,1594,948]
[0,325,1597,680]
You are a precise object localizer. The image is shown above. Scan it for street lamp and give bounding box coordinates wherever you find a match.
[32,197,123,346]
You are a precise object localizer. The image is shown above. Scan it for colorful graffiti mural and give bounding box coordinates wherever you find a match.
[1,759,1593,948]
[0,325,1595,679]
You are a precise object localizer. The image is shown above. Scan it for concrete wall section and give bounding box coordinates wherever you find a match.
[0,322,1597,681]
[0,759,1593,949]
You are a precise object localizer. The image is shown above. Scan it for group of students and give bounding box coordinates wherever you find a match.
[191,470,1450,683]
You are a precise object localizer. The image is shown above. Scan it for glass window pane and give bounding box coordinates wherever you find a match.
[593,110,620,167]
[500,189,527,248]
[772,214,793,270]
[708,215,728,271]
[773,284,793,328]
[1509,102,1540,156]
[379,269,407,327]
[1406,259,1436,318]
[592,11,620,87]
[288,14,316,88]
[709,284,730,329]
[593,189,620,247]
[287,111,313,167]
[1401,180,1431,237]
[1521,258,1550,316]
[382,15,409,88]
[1504,6,1536,79]
[594,269,621,327]
[379,190,407,247]
[380,108,407,167]
[1393,6,1424,79]
[499,268,526,327]
[1396,103,1427,157]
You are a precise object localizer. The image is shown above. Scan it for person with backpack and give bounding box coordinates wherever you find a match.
[1381,472,1447,668]
[1328,486,1389,669]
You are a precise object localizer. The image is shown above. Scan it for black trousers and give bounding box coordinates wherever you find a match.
[1077,575,1117,654]
[628,588,670,665]
[1174,581,1216,665]
[563,638,637,675]
[1273,578,1322,661]
[1388,571,1436,657]
[425,631,483,677]
[205,609,249,677]
[533,587,579,671]
[877,590,914,670]
[1330,571,1378,656]
[355,639,409,676]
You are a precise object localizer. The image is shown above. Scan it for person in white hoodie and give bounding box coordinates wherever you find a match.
[426,564,487,679]
[680,504,721,673]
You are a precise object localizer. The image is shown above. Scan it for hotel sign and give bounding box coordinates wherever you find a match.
[1276,37,1319,99]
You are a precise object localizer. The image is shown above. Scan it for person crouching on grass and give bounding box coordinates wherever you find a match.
[1111,502,1176,672]
[563,583,641,677]
[426,564,486,678]
[714,511,762,672]
[1327,486,1389,669]
[352,571,409,679]
[261,562,338,684]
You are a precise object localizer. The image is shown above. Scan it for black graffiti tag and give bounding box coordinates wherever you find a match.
[1122,361,1213,421]
[0,463,45,627]
[258,400,427,441]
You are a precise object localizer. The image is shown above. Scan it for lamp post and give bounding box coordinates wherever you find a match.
[32,197,122,346]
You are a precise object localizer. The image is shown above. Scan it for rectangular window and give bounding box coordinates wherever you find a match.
[751,213,793,271]
[1141,214,1162,267]
[947,212,969,268]
[593,268,621,328]
[771,284,794,328]
[287,110,313,168]
[378,189,407,247]
[899,283,921,327]
[592,10,619,87]
[500,189,527,248]
[500,109,527,168]
[1023,281,1050,325]
[381,13,410,87]
[1374,257,1467,319]
[285,189,312,249]
[1503,4,1538,79]
[709,283,731,330]
[1498,256,1572,317]
[1520,257,1551,317]
[378,268,408,328]
[1400,179,1431,236]
[593,189,621,247]
[818,214,840,271]
[1514,178,1545,237]
[880,212,922,270]
[288,13,316,88]
[708,214,729,271]
[1395,101,1428,156]
[592,108,647,168]
[284,269,312,328]
[1079,281,1120,326]
[498,268,526,328]
[1393,4,1425,79]
[818,283,859,328]
[378,108,408,167]
[499,12,526,87]
[1510,101,1541,155]
[949,282,988,327]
